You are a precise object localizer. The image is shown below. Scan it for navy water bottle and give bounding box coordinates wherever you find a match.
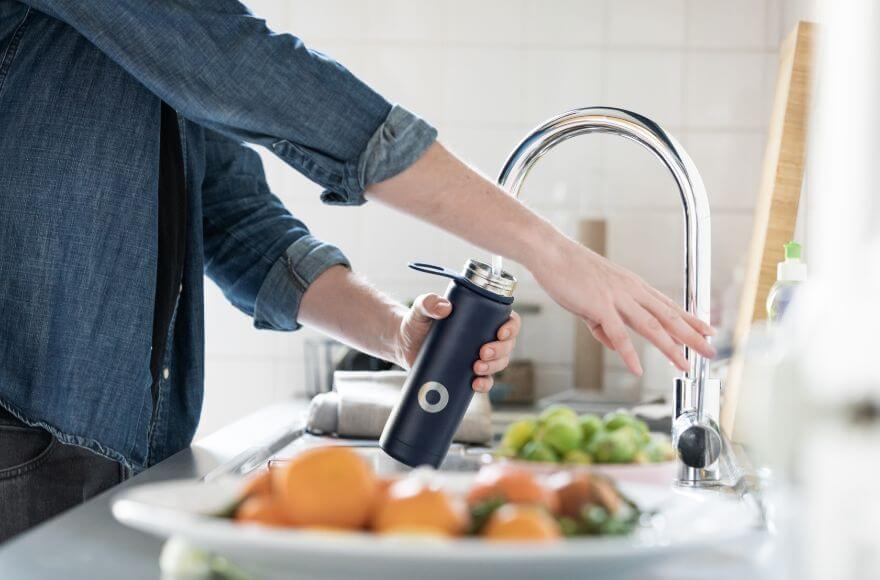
[380,259,516,468]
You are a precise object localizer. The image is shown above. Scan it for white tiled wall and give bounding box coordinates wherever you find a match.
[197,0,810,437]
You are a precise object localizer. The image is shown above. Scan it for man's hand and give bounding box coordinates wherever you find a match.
[299,266,521,392]
[395,294,522,393]
[531,237,715,376]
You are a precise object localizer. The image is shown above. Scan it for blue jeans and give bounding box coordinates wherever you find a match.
[0,407,129,543]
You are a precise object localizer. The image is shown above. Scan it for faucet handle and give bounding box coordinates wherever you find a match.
[675,418,723,468]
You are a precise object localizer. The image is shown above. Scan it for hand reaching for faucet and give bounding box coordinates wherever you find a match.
[367,142,717,376]
[529,236,716,375]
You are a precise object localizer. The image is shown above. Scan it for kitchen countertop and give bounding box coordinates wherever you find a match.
[0,399,789,580]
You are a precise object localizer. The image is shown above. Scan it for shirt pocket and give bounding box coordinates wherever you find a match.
[0,6,31,96]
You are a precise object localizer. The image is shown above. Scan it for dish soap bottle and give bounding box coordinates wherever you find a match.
[766,241,807,323]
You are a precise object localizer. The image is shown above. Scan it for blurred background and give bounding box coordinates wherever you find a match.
[197,0,816,438]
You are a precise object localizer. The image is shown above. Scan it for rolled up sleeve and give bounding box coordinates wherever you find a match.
[202,129,349,331]
[315,105,438,206]
[26,0,437,207]
[253,235,349,331]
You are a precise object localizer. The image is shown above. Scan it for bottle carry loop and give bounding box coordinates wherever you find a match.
[408,262,515,305]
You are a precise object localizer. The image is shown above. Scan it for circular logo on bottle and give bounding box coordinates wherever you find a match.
[417,381,449,413]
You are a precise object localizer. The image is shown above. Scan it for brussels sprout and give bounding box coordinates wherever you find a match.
[643,438,676,463]
[520,440,558,463]
[501,419,537,452]
[493,446,518,459]
[603,411,637,431]
[589,428,638,463]
[633,450,650,464]
[578,414,603,445]
[537,417,582,454]
[563,449,592,465]
[539,404,578,425]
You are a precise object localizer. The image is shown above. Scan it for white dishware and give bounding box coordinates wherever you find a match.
[112,473,758,580]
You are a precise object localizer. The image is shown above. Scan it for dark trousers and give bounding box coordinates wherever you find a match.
[0,406,127,543]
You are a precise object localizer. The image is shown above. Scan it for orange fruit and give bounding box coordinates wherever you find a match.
[375,476,397,501]
[467,465,559,513]
[372,478,468,537]
[240,469,273,499]
[273,446,377,529]
[235,495,291,528]
[482,504,562,542]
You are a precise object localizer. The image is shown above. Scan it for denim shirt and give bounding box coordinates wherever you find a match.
[0,1,437,470]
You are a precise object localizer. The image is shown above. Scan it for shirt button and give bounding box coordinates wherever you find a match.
[162,367,170,380]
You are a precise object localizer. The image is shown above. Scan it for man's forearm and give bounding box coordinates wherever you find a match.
[298,265,406,366]
[365,141,716,377]
[365,142,564,273]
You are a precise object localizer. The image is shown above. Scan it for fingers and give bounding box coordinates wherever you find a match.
[646,286,715,337]
[620,299,689,372]
[599,311,643,376]
[474,356,510,376]
[479,337,516,362]
[642,289,716,358]
[588,321,616,351]
[641,300,716,359]
[411,293,452,322]
[472,376,494,393]
[496,311,522,340]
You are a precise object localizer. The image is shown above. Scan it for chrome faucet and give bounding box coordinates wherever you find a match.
[495,107,724,487]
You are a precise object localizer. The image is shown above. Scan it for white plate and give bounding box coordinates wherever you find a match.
[112,474,758,580]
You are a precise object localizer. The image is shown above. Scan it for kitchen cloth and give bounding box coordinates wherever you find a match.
[306,371,493,444]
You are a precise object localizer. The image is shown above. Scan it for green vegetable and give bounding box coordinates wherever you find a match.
[538,404,578,425]
[501,419,537,452]
[563,449,592,465]
[589,428,638,463]
[557,516,579,537]
[599,513,638,535]
[469,497,507,534]
[604,411,651,444]
[520,440,558,463]
[643,438,676,463]
[581,505,609,534]
[578,414,603,445]
[537,416,582,454]
[493,446,518,460]
[603,411,638,431]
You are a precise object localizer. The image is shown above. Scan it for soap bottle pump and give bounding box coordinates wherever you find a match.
[767,241,807,323]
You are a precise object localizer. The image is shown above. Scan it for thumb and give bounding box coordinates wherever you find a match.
[412,293,452,322]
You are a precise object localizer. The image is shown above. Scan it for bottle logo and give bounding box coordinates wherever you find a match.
[417,382,449,413]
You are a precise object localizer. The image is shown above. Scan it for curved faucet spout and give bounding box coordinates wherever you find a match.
[495,107,711,391]
[497,108,726,485]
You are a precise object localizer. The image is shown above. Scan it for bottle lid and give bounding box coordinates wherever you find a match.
[778,241,807,282]
[463,259,517,297]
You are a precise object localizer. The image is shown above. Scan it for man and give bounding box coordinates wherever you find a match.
[0,1,715,541]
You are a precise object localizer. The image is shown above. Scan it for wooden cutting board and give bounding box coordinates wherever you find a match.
[721,21,817,436]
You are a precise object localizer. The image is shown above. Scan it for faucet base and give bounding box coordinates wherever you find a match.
[675,467,723,488]
[673,377,724,487]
